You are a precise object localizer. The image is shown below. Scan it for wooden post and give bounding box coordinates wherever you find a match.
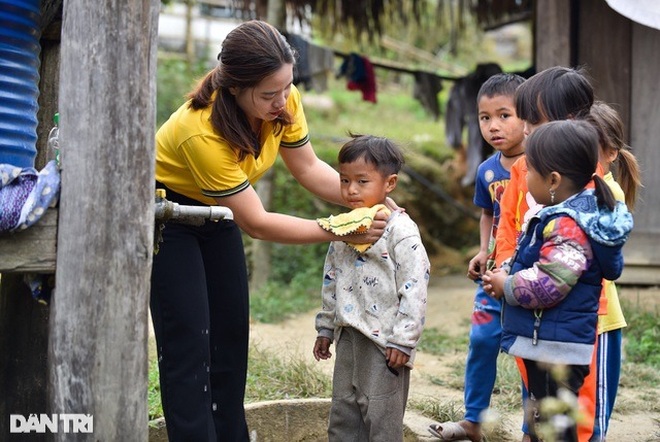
[47,0,159,440]
[534,0,572,69]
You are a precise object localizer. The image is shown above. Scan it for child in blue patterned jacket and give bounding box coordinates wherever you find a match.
[313,134,431,442]
[482,120,633,442]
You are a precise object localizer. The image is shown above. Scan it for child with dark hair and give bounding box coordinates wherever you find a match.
[495,66,595,268]
[483,120,633,442]
[429,72,526,442]
[313,134,430,442]
[585,101,642,441]
[493,66,603,442]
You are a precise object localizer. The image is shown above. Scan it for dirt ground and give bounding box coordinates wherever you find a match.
[249,274,660,442]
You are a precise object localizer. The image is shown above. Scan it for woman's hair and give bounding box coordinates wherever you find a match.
[338,133,405,176]
[515,66,594,124]
[525,120,616,210]
[587,101,642,210]
[187,20,296,160]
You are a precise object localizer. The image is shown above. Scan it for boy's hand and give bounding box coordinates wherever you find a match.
[467,250,488,280]
[313,337,332,361]
[386,347,409,369]
[482,269,506,300]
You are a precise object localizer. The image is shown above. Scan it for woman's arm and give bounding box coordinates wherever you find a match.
[279,141,345,206]
[217,184,385,244]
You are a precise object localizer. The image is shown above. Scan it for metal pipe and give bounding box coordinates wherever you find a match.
[155,198,233,226]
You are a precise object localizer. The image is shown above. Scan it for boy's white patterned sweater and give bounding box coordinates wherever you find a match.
[315,211,431,368]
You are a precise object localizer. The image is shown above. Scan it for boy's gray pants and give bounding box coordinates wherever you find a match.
[328,327,410,442]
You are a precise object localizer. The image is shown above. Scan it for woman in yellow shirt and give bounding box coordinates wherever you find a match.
[152,20,389,441]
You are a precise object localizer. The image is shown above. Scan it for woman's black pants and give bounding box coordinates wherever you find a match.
[150,205,250,442]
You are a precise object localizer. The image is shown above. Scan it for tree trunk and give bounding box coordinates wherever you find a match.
[185,0,196,64]
[250,0,287,292]
[48,1,159,440]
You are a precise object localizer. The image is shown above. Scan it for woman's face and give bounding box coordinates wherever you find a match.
[233,64,294,127]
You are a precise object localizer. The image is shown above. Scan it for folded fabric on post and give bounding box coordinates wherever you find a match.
[0,160,60,233]
[317,204,391,253]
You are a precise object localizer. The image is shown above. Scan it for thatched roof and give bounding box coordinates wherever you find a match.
[236,0,533,39]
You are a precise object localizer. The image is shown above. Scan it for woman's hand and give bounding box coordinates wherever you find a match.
[341,208,388,244]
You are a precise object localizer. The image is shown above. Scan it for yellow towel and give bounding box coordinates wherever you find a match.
[317,204,391,253]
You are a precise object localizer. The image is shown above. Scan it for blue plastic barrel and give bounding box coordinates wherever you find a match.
[0,0,42,168]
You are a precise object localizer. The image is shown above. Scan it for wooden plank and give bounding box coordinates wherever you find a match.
[618,265,660,286]
[577,0,631,134]
[47,0,159,440]
[0,209,58,273]
[534,0,572,69]
[379,35,468,76]
[626,21,660,275]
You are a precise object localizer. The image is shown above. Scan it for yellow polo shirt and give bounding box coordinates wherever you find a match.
[155,85,309,205]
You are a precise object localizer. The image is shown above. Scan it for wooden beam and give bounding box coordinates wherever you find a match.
[333,49,461,81]
[0,209,57,273]
[379,35,468,76]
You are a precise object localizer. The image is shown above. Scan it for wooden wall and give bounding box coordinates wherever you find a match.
[625,21,660,284]
[535,0,660,284]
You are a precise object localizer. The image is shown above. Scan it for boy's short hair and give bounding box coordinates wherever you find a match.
[338,134,405,176]
[477,73,526,103]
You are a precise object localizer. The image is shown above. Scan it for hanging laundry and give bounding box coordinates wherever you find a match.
[445,63,502,187]
[337,53,377,103]
[0,160,60,233]
[413,71,443,120]
[307,43,335,93]
[283,32,313,90]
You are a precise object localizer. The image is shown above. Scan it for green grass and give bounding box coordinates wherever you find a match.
[248,269,321,324]
[620,300,660,369]
[148,359,164,422]
[245,345,332,402]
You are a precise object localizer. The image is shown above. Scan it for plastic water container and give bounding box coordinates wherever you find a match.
[0,0,42,167]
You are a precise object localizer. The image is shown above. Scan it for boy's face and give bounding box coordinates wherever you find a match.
[339,157,397,209]
[478,94,525,156]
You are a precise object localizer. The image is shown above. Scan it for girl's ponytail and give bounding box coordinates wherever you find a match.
[616,148,642,211]
[593,174,616,211]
